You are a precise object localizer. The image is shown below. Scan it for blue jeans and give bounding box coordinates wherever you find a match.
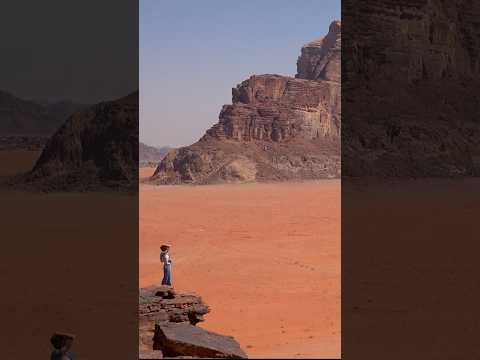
[162,263,172,286]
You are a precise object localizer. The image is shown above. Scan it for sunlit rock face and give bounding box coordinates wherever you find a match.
[296,19,341,83]
[152,21,341,184]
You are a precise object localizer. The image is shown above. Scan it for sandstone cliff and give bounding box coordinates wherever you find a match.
[296,19,341,82]
[343,0,480,176]
[22,92,138,190]
[151,21,341,184]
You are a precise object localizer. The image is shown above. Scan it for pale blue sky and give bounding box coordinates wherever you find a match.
[140,0,340,147]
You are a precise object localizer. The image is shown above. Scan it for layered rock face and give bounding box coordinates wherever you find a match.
[206,74,340,142]
[343,0,480,176]
[139,286,210,327]
[296,19,341,82]
[22,92,138,190]
[151,21,341,184]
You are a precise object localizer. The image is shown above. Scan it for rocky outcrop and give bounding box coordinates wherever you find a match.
[155,322,248,359]
[343,0,480,176]
[139,286,210,326]
[139,286,210,359]
[151,21,341,184]
[296,19,341,82]
[139,286,246,359]
[20,92,138,191]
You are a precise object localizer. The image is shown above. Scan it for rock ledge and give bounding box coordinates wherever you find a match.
[139,286,247,359]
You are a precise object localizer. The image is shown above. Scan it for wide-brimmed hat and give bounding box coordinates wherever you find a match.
[160,244,171,251]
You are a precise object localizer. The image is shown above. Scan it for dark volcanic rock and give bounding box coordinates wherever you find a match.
[151,21,341,184]
[343,0,480,176]
[20,92,138,191]
[154,322,248,359]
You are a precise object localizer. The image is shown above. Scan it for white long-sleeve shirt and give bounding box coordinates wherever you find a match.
[160,252,172,264]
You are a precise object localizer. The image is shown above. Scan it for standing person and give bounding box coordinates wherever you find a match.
[160,244,173,286]
[50,333,76,360]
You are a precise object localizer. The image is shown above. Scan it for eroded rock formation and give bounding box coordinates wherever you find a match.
[139,286,210,327]
[206,74,340,142]
[151,21,341,184]
[139,286,246,359]
[296,19,341,82]
[342,0,480,176]
[21,92,138,190]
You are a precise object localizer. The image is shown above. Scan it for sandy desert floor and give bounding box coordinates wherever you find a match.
[0,149,41,177]
[0,151,138,359]
[139,167,341,358]
[342,177,480,359]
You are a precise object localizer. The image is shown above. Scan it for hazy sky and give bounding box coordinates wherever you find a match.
[140,0,340,147]
[0,0,138,104]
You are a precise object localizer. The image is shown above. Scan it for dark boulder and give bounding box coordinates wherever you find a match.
[154,322,247,359]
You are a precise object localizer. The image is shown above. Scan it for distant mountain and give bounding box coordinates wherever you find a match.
[22,92,138,191]
[0,90,87,136]
[43,100,89,129]
[139,142,170,165]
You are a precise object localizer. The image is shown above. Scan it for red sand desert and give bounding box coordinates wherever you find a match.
[0,149,41,177]
[1,151,138,359]
[140,167,341,358]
